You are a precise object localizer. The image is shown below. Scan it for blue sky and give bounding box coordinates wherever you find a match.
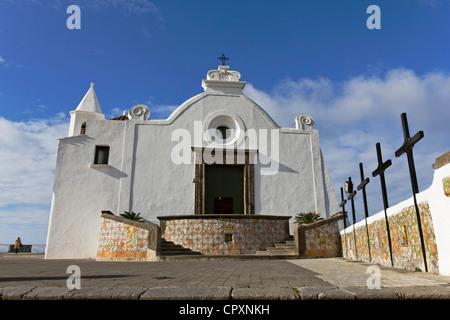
[1,0,449,244]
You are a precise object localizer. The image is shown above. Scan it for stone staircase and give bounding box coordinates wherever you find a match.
[255,236,297,256]
[159,238,202,256]
[157,236,298,260]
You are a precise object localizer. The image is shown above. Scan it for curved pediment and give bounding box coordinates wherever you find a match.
[130,65,314,133]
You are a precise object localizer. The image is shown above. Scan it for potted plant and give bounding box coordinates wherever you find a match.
[295,211,323,225]
[120,211,145,222]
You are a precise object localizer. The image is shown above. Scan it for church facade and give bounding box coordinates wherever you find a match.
[45,65,339,259]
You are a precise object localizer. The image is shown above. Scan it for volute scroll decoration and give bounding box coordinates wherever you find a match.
[295,114,315,130]
[129,104,150,120]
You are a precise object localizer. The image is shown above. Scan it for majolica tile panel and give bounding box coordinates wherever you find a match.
[304,220,341,258]
[164,217,286,255]
[97,218,149,260]
[341,202,439,273]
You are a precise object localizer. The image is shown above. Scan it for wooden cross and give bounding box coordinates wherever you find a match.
[346,177,357,225]
[395,113,424,194]
[346,177,358,259]
[357,163,372,262]
[394,112,428,272]
[357,163,370,219]
[340,187,349,254]
[372,142,392,209]
[339,187,347,229]
[372,142,394,266]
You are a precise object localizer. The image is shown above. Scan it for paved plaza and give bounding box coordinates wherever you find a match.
[1,254,450,302]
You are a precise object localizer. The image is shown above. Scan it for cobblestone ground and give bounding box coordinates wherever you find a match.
[0,255,331,288]
[1,254,450,305]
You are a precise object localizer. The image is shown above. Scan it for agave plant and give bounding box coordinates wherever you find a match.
[120,211,144,222]
[295,211,323,225]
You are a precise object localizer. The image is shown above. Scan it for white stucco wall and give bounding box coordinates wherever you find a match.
[427,164,450,275]
[45,120,126,259]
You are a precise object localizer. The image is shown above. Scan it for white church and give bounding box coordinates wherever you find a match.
[45,64,340,259]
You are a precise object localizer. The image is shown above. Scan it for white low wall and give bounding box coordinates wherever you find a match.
[428,160,450,275]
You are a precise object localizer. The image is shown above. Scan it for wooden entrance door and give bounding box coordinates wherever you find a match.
[205,165,244,214]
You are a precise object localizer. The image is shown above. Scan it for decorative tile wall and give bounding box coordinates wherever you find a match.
[304,219,342,258]
[342,202,439,273]
[97,217,149,260]
[164,217,287,255]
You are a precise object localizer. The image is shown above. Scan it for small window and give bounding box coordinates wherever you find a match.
[80,121,87,135]
[94,146,110,165]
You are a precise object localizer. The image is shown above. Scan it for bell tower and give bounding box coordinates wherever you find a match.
[68,83,105,137]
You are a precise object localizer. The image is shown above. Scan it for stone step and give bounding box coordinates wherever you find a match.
[161,250,203,256]
[273,243,295,249]
[264,248,296,255]
[160,238,297,257]
[160,239,202,256]
[255,238,296,256]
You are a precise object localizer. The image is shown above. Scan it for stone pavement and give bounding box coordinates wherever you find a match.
[3,254,450,318]
[1,253,450,302]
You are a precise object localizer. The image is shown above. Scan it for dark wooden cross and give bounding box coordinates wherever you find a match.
[357,163,370,219]
[394,113,424,194]
[372,143,392,210]
[339,187,349,255]
[346,177,358,259]
[357,163,372,262]
[372,142,394,266]
[346,177,357,225]
[218,53,229,66]
[339,187,347,229]
[394,112,428,272]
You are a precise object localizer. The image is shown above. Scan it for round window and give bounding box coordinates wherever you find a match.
[216,126,230,140]
[203,111,246,146]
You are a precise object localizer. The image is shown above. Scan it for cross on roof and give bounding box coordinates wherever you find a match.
[218,53,229,66]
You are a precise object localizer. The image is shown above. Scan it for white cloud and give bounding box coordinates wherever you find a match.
[244,68,450,220]
[0,55,21,68]
[151,104,178,118]
[0,205,50,245]
[0,115,68,244]
[0,116,69,207]
[1,67,448,243]
[15,0,162,14]
[106,107,125,119]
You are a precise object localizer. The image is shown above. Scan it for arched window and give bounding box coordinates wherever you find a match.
[80,121,87,135]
